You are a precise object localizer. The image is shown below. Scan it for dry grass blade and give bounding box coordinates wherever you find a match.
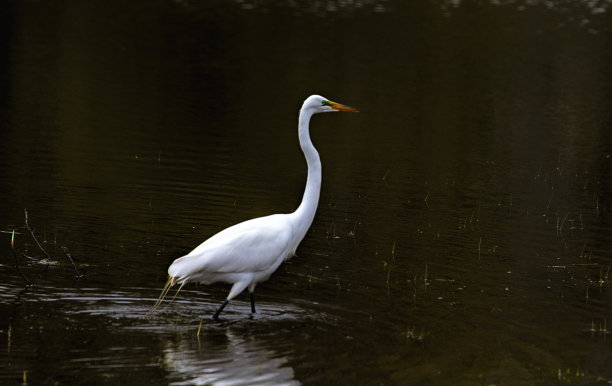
[164,281,186,308]
[146,277,176,316]
[197,319,203,338]
[10,230,32,286]
[62,246,82,278]
[24,209,51,260]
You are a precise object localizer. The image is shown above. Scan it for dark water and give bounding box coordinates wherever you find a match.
[2,0,612,384]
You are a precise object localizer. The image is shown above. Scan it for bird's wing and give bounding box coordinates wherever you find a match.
[183,214,293,274]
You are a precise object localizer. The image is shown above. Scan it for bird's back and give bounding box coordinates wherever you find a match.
[168,213,296,284]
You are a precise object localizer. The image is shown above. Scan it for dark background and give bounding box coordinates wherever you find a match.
[1,1,611,384]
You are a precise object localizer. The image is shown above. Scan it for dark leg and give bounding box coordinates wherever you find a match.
[250,292,256,314]
[213,299,229,320]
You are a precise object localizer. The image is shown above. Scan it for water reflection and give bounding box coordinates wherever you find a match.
[164,326,299,386]
[116,293,306,386]
[5,284,307,385]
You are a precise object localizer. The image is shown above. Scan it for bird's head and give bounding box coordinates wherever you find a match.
[302,95,359,114]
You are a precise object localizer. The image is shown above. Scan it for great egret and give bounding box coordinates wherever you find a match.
[149,95,358,319]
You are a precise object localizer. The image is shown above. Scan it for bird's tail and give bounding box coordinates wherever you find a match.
[146,276,186,316]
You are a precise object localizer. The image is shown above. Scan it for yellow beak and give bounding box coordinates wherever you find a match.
[329,101,359,112]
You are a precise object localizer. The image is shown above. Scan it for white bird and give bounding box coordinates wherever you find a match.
[148,95,358,319]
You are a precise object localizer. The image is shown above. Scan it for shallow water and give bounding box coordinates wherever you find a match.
[2,0,612,384]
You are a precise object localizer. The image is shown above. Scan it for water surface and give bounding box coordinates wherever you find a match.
[1,0,612,384]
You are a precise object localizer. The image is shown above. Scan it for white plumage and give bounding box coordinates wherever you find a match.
[149,95,358,319]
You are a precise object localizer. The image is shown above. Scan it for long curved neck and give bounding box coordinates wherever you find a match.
[291,107,322,237]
